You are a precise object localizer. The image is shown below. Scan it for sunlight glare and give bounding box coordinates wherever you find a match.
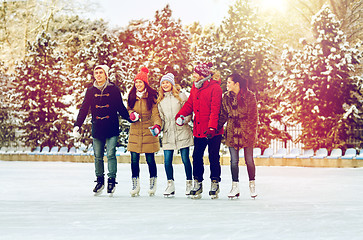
[259,0,288,12]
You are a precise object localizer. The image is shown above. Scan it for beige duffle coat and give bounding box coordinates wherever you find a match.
[158,91,193,150]
[127,92,162,153]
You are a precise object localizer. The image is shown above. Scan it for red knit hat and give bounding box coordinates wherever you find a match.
[134,67,149,85]
[194,62,213,77]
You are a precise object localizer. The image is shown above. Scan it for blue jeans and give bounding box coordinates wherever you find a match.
[131,152,157,178]
[229,146,255,181]
[93,136,118,179]
[164,147,192,181]
[192,135,222,182]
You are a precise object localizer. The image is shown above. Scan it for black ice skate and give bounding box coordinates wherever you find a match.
[190,180,203,199]
[107,178,118,197]
[93,176,105,196]
[209,180,220,199]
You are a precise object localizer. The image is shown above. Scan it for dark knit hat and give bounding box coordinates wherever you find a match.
[194,62,213,77]
[134,67,149,85]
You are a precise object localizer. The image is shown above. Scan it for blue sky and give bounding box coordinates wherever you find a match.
[88,0,235,27]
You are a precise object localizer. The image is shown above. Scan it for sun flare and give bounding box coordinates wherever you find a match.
[259,0,288,12]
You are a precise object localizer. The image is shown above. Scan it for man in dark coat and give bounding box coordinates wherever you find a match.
[73,65,131,196]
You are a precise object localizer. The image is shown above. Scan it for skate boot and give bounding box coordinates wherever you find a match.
[148,177,157,196]
[228,181,240,199]
[190,180,203,199]
[209,180,220,199]
[93,176,104,196]
[185,180,193,196]
[249,180,257,199]
[130,177,140,197]
[163,180,175,197]
[107,177,118,197]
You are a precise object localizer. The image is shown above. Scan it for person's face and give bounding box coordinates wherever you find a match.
[193,72,203,82]
[135,79,145,92]
[94,69,107,86]
[227,77,240,94]
[161,81,172,92]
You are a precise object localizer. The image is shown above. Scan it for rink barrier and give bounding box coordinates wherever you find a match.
[0,153,362,168]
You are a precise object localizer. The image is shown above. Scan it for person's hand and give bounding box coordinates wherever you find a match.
[204,128,216,139]
[175,114,185,126]
[149,125,161,137]
[73,126,81,139]
[130,112,140,122]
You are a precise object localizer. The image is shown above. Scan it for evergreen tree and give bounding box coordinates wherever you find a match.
[194,0,291,149]
[0,61,16,147]
[132,5,194,89]
[13,31,72,148]
[274,5,362,150]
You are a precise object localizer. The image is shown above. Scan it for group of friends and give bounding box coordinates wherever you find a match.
[73,62,259,199]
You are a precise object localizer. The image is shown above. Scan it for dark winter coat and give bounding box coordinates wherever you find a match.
[218,90,258,149]
[127,92,162,153]
[74,81,130,139]
[177,79,223,138]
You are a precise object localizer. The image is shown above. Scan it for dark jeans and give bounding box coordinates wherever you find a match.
[131,152,157,178]
[192,135,222,182]
[229,146,255,181]
[164,147,192,181]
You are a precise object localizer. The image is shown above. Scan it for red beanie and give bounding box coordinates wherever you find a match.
[134,67,149,85]
[195,62,213,77]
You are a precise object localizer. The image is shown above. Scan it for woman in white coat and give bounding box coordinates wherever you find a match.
[157,73,194,197]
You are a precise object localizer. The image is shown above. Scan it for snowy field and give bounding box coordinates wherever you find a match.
[1,160,363,240]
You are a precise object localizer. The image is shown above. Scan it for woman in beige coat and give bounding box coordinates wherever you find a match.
[157,73,193,197]
[127,67,162,197]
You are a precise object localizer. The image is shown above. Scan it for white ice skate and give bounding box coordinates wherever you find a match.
[163,180,175,197]
[185,180,193,196]
[148,177,157,196]
[209,180,220,199]
[190,180,203,199]
[228,181,240,199]
[130,177,140,197]
[249,180,257,199]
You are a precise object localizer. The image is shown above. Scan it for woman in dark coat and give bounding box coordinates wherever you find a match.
[218,73,258,199]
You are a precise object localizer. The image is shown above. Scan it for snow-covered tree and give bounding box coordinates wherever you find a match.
[194,0,291,149]
[12,31,72,148]
[0,61,16,147]
[273,5,362,150]
[131,5,194,89]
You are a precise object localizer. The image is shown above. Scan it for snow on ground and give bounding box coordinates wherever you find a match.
[1,160,363,240]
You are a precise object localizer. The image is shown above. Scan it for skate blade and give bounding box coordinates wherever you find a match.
[130,193,139,197]
[251,195,257,199]
[164,191,175,197]
[191,194,202,199]
[108,193,113,197]
[94,190,103,196]
[149,192,155,197]
[210,195,219,199]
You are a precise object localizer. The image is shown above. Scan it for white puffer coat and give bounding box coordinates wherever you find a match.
[158,91,194,150]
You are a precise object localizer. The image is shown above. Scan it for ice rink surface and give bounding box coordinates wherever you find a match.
[1,160,363,240]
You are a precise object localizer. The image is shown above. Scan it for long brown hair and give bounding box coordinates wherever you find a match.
[128,83,158,110]
[156,84,182,104]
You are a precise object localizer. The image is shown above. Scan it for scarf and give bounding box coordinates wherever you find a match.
[194,75,212,89]
[136,89,147,98]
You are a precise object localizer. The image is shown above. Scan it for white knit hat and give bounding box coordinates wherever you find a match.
[94,65,110,79]
[160,73,175,86]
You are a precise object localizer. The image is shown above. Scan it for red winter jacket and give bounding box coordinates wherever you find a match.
[177,79,223,138]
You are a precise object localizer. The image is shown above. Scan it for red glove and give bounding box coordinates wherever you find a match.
[130,112,140,122]
[149,125,161,137]
[204,128,216,139]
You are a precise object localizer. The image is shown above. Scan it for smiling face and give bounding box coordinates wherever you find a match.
[94,68,107,86]
[193,72,204,82]
[135,79,146,92]
[161,80,172,92]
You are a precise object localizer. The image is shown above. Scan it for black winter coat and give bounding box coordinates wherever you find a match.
[75,81,130,139]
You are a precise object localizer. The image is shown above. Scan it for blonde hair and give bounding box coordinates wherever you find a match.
[157,84,182,104]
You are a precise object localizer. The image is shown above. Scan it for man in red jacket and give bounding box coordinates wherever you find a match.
[175,62,223,199]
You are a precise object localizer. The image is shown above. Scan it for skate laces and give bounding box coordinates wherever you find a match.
[211,181,219,191]
[132,178,138,190]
